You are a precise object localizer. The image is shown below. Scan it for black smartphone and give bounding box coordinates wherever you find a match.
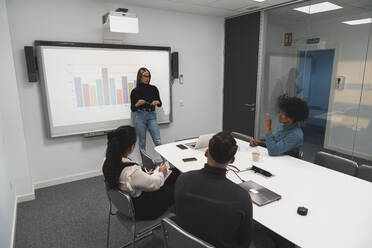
[176,144,188,150]
[182,157,197,162]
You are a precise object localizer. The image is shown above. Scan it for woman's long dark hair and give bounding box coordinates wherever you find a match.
[102,125,137,189]
[136,67,151,87]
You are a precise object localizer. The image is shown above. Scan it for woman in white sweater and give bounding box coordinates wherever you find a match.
[102,125,179,220]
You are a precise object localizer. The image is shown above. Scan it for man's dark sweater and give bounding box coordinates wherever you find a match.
[130,83,162,112]
[175,164,253,248]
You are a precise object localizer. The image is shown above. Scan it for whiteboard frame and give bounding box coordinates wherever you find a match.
[35,40,173,138]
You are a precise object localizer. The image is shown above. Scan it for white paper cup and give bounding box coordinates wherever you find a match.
[252,152,260,162]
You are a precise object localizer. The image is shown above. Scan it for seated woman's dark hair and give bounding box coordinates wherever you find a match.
[278,94,309,123]
[208,132,238,164]
[102,125,137,189]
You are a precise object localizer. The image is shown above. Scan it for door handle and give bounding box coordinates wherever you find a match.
[244,103,255,107]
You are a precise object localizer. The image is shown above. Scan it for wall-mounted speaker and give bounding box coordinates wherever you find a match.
[24,46,38,82]
[171,52,179,79]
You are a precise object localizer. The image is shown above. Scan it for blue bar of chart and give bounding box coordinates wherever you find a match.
[74,77,83,107]
[109,78,116,105]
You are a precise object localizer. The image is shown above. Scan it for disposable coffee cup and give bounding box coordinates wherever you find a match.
[252,152,260,162]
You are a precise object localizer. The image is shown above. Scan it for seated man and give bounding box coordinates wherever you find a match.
[174,132,253,248]
[250,94,309,157]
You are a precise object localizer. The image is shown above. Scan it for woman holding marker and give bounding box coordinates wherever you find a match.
[250,94,309,157]
[130,68,163,153]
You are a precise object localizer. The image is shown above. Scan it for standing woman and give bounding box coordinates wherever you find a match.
[130,68,163,152]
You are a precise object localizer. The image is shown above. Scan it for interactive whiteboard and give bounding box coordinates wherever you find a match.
[36,41,171,137]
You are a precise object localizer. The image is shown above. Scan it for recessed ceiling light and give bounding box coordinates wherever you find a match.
[342,18,372,25]
[253,0,266,2]
[294,2,343,14]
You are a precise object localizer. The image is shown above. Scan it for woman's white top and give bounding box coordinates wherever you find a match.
[119,158,165,197]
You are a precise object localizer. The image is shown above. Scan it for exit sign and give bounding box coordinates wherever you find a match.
[307,38,320,44]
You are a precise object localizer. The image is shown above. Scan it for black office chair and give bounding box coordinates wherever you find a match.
[105,185,172,248]
[314,151,358,176]
[356,164,372,183]
[161,217,215,248]
[285,150,304,159]
[140,149,159,171]
[231,132,253,142]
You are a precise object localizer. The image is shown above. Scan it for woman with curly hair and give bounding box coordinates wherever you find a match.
[250,95,309,157]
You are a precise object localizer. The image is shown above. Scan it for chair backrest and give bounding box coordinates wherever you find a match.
[357,164,372,183]
[108,189,135,220]
[140,149,156,171]
[314,151,358,176]
[231,132,253,142]
[161,218,215,248]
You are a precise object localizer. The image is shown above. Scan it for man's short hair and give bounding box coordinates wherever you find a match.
[208,132,238,164]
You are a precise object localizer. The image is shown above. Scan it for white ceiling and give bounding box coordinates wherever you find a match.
[269,0,372,25]
[110,0,299,17]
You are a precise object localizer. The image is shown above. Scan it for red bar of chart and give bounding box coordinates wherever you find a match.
[82,84,90,106]
[117,90,123,104]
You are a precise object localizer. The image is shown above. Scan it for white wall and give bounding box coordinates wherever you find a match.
[0,0,33,197]
[6,0,224,185]
[0,0,30,246]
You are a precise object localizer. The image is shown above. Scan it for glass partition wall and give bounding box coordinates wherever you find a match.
[257,0,372,165]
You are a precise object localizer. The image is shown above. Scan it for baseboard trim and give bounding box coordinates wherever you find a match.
[16,193,35,203]
[11,198,17,248]
[33,170,102,190]
[16,184,35,203]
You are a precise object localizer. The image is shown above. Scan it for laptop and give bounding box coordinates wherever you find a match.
[239,181,281,206]
[185,133,214,149]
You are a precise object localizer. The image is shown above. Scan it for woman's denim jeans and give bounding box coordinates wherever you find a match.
[134,110,162,152]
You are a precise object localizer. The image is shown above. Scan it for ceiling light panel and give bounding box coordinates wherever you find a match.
[342,18,372,25]
[294,2,343,14]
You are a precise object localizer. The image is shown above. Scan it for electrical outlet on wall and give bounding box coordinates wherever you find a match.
[179,74,184,84]
[336,76,345,90]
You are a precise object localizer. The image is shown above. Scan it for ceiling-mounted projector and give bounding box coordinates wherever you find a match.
[103,8,139,33]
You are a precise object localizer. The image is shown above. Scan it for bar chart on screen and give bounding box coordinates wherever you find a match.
[68,64,138,108]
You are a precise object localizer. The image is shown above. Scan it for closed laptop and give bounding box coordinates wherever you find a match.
[239,180,281,206]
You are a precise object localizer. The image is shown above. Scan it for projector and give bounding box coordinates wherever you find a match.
[103,8,139,33]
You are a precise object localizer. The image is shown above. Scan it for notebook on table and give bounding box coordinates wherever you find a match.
[239,180,281,206]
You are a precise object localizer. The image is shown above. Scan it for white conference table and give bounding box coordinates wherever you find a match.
[155,138,372,248]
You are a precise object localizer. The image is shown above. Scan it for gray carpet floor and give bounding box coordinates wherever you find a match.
[15,175,164,248]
